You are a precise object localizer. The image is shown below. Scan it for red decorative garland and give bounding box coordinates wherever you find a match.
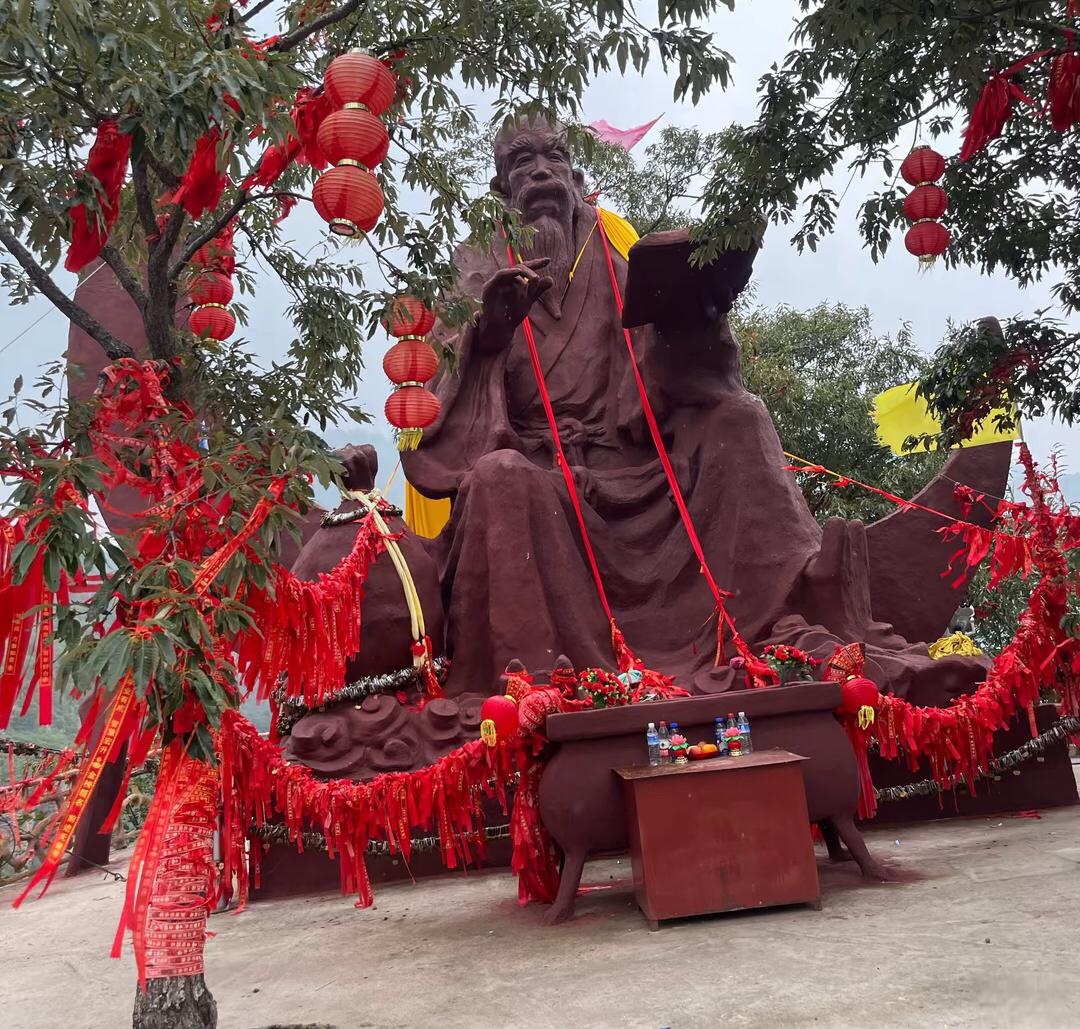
[233,515,387,710]
[804,446,1080,804]
[217,709,557,910]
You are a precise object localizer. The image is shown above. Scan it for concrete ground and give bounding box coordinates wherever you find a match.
[4,801,1079,1029]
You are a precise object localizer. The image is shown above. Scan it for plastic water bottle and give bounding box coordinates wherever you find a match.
[738,711,753,754]
[726,713,740,756]
[715,716,728,756]
[646,722,661,766]
[658,721,671,764]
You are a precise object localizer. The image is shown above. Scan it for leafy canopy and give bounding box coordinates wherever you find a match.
[693,0,1080,443]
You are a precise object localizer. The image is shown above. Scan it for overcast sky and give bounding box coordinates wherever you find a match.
[2,0,1076,499]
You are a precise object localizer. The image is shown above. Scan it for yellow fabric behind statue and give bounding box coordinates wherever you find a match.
[597,207,639,261]
[928,631,984,659]
[403,208,639,540]
[873,381,1017,456]
[405,484,451,540]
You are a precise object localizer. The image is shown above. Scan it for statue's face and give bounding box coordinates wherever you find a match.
[498,129,577,223]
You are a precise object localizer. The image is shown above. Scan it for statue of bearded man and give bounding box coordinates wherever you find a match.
[402,116,992,705]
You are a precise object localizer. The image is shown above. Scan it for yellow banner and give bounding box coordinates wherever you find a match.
[872,381,1017,455]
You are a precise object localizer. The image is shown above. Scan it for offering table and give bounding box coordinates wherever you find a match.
[616,751,820,928]
[539,682,886,922]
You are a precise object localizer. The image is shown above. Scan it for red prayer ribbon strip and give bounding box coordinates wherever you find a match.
[592,210,755,667]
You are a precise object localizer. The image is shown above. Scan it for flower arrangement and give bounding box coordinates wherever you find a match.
[578,668,633,709]
[762,644,822,684]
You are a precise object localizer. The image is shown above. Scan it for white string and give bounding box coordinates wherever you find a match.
[0,260,106,355]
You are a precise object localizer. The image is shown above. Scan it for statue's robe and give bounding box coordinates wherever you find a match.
[403,224,982,705]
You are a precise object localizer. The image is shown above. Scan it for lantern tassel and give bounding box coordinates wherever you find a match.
[396,429,423,451]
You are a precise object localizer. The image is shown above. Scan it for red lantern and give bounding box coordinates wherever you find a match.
[837,676,881,720]
[189,304,236,341]
[385,295,436,337]
[316,106,390,169]
[900,145,945,186]
[385,385,440,451]
[904,220,951,264]
[189,272,234,307]
[900,146,949,267]
[323,50,397,116]
[312,164,384,236]
[383,338,438,385]
[479,694,519,747]
[902,184,948,222]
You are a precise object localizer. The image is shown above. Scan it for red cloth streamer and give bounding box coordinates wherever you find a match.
[242,88,333,191]
[14,677,137,906]
[593,210,755,670]
[232,513,387,707]
[65,120,132,272]
[510,758,560,904]
[173,129,230,220]
[960,51,1052,162]
[1049,51,1080,132]
[0,519,62,729]
[115,745,218,986]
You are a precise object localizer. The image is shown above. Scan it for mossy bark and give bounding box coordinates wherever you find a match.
[133,974,216,1029]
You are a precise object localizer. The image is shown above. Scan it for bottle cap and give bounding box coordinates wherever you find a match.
[647,722,656,730]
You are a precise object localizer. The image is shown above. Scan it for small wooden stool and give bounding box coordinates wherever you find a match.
[616,750,820,928]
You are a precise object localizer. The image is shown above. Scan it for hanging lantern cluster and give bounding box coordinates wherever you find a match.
[901,146,950,268]
[313,50,395,238]
[382,296,440,451]
[189,227,237,343]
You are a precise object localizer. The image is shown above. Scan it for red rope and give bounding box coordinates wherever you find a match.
[592,210,754,664]
[783,460,1033,545]
[503,242,615,626]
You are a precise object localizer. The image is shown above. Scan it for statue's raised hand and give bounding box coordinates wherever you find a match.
[476,257,553,351]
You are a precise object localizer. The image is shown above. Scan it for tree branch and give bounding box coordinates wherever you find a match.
[142,149,181,190]
[239,0,277,23]
[99,244,148,312]
[129,152,160,241]
[270,0,370,54]
[169,191,251,279]
[145,205,187,359]
[0,223,134,360]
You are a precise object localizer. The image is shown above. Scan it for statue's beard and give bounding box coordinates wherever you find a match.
[521,210,575,318]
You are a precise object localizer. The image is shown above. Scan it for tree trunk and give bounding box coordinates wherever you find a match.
[130,751,220,1029]
[133,974,216,1028]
